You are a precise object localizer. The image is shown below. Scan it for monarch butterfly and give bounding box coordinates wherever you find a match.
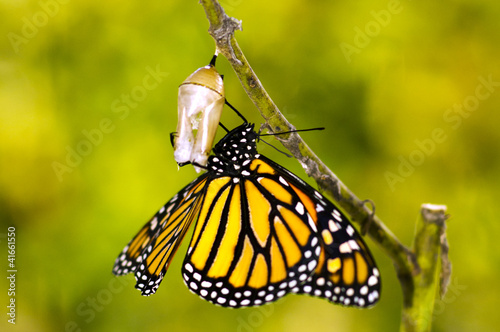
[174,55,225,170]
[113,122,381,308]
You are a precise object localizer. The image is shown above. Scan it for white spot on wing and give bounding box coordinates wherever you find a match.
[150,217,158,230]
[339,242,352,253]
[333,210,342,222]
[329,220,339,232]
[295,202,305,215]
[201,281,212,288]
[307,215,317,232]
[308,260,317,271]
[348,240,360,250]
[346,225,355,237]
[279,176,288,186]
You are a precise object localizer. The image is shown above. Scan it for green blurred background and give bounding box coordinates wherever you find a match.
[1,0,499,331]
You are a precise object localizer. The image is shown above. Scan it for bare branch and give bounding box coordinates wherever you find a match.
[198,2,451,331]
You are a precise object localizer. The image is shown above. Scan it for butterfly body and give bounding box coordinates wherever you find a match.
[113,123,380,308]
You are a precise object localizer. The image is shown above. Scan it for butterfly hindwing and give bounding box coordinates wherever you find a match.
[257,155,381,307]
[113,174,208,295]
[181,166,322,307]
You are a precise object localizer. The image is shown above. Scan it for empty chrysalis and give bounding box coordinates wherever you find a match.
[174,54,225,171]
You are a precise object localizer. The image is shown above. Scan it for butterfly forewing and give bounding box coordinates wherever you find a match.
[113,174,208,295]
[181,163,322,307]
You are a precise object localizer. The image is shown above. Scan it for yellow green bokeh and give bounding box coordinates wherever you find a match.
[1,0,499,331]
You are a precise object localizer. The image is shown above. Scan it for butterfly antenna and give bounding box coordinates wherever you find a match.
[257,126,325,158]
[259,127,325,137]
[225,100,247,123]
[259,138,293,158]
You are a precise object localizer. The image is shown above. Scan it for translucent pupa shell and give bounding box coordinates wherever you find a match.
[174,56,224,171]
